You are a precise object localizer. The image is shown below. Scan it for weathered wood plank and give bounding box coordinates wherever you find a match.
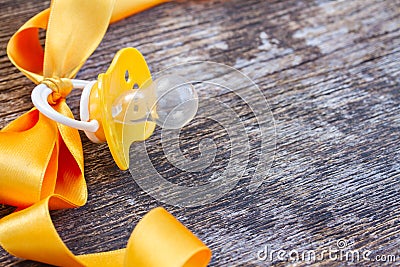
[1,0,400,266]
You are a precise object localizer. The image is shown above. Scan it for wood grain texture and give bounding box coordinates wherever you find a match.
[1,0,400,266]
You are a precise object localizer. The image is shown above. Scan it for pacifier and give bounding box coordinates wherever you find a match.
[31,48,198,170]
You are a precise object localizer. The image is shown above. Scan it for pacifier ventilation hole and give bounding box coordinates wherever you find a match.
[125,70,130,83]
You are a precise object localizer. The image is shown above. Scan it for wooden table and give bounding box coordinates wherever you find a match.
[1,0,399,266]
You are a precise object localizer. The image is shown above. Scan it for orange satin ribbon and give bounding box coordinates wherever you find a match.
[0,0,211,266]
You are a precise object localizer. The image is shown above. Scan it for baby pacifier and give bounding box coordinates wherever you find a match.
[31,48,198,170]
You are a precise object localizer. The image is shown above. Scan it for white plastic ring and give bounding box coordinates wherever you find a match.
[31,79,99,132]
[79,80,102,143]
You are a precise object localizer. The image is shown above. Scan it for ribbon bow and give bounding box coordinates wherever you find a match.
[0,0,211,266]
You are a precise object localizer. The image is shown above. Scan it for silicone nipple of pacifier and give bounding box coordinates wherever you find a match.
[112,75,198,129]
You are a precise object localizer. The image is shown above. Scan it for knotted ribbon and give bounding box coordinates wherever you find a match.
[0,0,211,266]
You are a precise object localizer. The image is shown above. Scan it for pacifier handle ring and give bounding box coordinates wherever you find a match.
[31,79,99,132]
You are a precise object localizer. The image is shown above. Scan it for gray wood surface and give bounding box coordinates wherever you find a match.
[1,0,400,266]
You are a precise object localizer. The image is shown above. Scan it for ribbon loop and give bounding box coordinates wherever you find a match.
[42,77,73,104]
